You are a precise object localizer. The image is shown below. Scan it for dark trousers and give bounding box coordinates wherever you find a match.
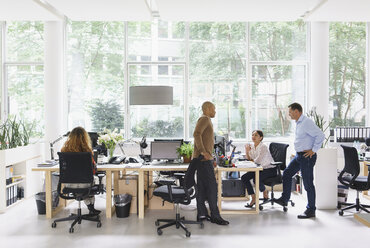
[281,153,317,211]
[241,167,277,195]
[196,160,220,218]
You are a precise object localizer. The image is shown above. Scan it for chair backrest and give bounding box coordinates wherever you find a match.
[340,145,360,177]
[269,142,289,170]
[58,152,94,184]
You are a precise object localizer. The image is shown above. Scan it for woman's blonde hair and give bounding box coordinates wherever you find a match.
[61,127,92,154]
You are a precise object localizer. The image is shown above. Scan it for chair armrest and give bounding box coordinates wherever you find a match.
[271,162,283,166]
[173,172,185,178]
[157,179,176,185]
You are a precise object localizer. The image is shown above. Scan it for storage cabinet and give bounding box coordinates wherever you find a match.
[0,143,43,212]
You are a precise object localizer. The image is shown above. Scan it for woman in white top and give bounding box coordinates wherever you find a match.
[242,130,276,208]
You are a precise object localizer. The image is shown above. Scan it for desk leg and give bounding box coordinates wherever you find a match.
[45,171,53,219]
[255,170,260,214]
[363,163,369,199]
[217,170,222,212]
[138,170,144,219]
[106,171,113,219]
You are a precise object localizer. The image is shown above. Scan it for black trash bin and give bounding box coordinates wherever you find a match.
[114,194,132,218]
[35,191,59,215]
[35,192,46,215]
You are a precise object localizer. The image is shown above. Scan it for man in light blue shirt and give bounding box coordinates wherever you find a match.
[276,102,325,219]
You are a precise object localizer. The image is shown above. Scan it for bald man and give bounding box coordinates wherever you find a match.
[193,101,229,225]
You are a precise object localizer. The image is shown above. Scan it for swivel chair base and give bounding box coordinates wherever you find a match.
[155,203,204,237]
[259,189,295,212]
[338,191,370,216]
[51,201,102,233]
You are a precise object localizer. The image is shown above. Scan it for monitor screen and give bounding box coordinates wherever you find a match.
[214,135,226,156]
[150,140,182,161]
[88,132,99,148]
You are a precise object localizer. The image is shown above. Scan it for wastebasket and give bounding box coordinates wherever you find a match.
[114,194,132,218]
[35,192,46,215]
[35,191,59,215]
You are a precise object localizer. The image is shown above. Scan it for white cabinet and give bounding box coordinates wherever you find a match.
[0,144,43,212]
[314,147,338,209]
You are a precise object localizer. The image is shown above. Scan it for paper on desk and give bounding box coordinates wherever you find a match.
[235,161,256,168]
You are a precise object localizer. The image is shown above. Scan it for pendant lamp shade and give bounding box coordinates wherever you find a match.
[129,86,173,105]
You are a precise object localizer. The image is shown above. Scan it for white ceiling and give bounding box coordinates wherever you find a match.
[0,0,59,21]
[1,0,370,22]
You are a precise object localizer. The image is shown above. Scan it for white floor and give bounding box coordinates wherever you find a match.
[1,192,369,248]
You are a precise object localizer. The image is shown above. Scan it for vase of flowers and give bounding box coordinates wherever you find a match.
[98,128,124,159]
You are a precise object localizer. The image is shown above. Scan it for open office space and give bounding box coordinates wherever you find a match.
[1,0,370,247]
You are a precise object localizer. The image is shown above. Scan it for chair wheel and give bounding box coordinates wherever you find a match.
[200,222,204,229]
[259,205,263,211]
[339,210,344,216]
[69,227,74,233]
[157,229,163,236]
[51,222,56,228]
[283,207,288,212]
[291,202,295,207]
[186,231,191,237]
[155,221,160,226]
[97,222,102,228]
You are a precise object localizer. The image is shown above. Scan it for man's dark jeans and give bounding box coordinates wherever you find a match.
[281,153,317,211]
[196,160,220,218]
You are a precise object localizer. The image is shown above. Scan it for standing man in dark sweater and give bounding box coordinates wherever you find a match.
[193,101,229,225]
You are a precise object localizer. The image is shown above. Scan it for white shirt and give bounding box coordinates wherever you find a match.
[248,142,275,169]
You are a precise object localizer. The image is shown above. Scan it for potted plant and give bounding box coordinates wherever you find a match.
[177,142,194,163]
[306,107,337,210]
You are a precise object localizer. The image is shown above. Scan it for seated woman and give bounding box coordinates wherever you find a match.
[241,130,276,208]
[61,126,101,215]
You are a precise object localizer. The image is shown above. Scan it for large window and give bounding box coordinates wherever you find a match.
[250,21,307,140]
[5,22,44,137]
[329,22,366,126]
[129,63,185,138]
[189,22,248,139]
[251,65,305,138]
[65,20,308,141]
[67,21,125,132]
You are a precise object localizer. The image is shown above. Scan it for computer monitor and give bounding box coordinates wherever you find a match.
[88,132,99,148]
[150,140,182,161]
[214,135,226,156]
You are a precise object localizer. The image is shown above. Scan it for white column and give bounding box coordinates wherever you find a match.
[44,21,65,159]
[310,22,329,121]
[366,23,370,126]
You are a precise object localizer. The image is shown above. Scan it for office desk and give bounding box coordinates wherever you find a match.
[217,166,263,215]
[138,164,189,219]
[32,164,138,219]
[33,163,263,219]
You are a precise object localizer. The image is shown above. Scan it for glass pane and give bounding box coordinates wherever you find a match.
[128,22,152,62]
[189,22,247,139]
[250,21,306,61]
[129,64,184,138]
[251,65,306,138]
[67,21,125,132]
[6,22,44,62]
[7,65,44,137]
[329,22,366,126]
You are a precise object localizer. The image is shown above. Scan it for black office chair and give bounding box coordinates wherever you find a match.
[153,157,203,237]
[259,142,295,212]
[51,152,103,233]
[338,145,370,216]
